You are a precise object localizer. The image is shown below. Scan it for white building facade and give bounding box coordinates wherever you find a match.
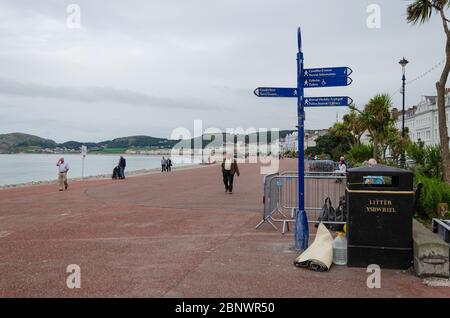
[280,130,328,152]
[280,132,298,152]
[394,93,450,147]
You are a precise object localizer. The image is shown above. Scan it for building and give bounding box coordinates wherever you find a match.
[392,91,450,146]
[280,129,328,152]
[281,131,298,152]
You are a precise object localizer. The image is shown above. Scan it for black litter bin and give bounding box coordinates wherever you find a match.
[346,164,414,269]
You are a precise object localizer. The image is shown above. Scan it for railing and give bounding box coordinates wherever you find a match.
[256,171,347,234]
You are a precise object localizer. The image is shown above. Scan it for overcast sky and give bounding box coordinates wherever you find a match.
[0,0,446,142]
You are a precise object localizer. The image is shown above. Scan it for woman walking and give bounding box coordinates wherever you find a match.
[221,153,240,194]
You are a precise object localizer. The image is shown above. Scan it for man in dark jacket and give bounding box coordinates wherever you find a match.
[221,153,240,194]
[119,156,126,179]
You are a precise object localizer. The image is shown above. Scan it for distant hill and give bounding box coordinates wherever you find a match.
[0,130,296,154]
[98,136,179,149]
[0,133,179,154]
[0,133,57,153]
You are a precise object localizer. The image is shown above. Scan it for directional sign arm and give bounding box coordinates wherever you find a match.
[303,67,353,78]
[254,87,298,98]
[302,96,353,107]
[303,76,352,88]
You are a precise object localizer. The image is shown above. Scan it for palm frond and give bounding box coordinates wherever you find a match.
[406,0,435,24]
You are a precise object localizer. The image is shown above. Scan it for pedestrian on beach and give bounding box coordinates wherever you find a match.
[56,157,69,191]
[161,156,167,172]
[118,156,126,179]
[167,158,172,172]
[221,153,240,194]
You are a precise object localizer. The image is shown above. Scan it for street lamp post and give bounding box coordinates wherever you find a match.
[399,57,409,168]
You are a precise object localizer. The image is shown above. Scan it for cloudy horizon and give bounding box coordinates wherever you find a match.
[0,0,446,143]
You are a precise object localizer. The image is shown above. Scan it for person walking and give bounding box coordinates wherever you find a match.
[161,156,166,172]
[337,156,347,173]
[335,156,347,183]
[221,153,240,194]
[118,156,126,179]
[56,157,69,191]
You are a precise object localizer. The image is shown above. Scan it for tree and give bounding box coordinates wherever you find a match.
[351,94,393,161]
[315,126,352,160]
[346,143,373,166]
[407,0,450,183]
[385,126,411,163]
[329,121,355,149]
[408,141,444,179]
[342,109,366,146]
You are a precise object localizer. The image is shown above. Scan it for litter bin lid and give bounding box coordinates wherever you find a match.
[347,164,413,191]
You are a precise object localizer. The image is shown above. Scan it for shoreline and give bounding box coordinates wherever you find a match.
[0,163,214,190]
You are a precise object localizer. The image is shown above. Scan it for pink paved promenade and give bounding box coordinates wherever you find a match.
[0,159,448,297]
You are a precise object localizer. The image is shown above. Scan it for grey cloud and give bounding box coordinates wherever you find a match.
[0,77,214,110]
[0,0,446,141]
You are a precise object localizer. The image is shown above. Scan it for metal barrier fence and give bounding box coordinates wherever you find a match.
[259,172,280,230]
[256,172,347,234]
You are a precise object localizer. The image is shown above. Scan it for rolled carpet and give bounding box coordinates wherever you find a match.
[294,223,333,272]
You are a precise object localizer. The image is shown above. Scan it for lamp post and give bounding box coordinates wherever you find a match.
[399,57,409,168]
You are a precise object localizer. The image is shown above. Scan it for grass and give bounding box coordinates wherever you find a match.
[93,148,128,154]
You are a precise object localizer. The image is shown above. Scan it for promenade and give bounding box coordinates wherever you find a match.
[0,159,448,297]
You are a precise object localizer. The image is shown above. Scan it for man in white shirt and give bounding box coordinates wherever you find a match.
[56,157,70,191]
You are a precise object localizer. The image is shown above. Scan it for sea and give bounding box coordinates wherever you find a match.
[0,154,199,186]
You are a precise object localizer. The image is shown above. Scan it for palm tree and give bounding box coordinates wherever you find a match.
[385,126,411,163]
[343,109,366,146]
[406,0,450,183]
[351,94,393,161]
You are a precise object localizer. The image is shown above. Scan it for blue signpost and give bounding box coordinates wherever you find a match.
[295,28,308,251]
[254,27,353,251]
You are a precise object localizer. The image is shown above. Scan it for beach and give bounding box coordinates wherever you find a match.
[0,158,447,297]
